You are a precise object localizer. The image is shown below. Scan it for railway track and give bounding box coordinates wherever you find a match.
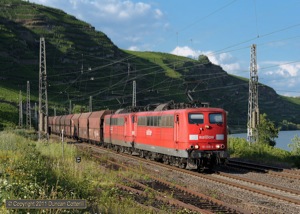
[227,159,300,180]
[77,143,249,213]
[227,159,283,172]
[55,137,300,213]
[118,176,245,214]
[78,143,300,206]
[211,172,300,205]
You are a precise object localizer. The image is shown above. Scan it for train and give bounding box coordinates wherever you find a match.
[48,101,228,171]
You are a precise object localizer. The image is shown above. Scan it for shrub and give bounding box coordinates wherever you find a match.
[289,135,300,167]
[228,136,292,167]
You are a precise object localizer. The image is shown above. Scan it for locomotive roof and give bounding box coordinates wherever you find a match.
[105,107,225,117]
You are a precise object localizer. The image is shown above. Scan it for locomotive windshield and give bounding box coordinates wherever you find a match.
[188,113,204,124]
[209,113,223,124]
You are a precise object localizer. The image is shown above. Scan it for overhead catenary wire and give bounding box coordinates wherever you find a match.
[47,4,300,108]
[49,60,229,102]
[48,48,300,108]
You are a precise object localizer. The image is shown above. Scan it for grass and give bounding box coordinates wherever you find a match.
[0,130,190,213]
[0,103,18,130]
[125,50,186,78]
[3,131,251,214]
[228,136,299,168]
[281,95,300,105]
[1,130,299,214]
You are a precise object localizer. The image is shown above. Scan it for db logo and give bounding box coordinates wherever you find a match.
[146,129,152,136]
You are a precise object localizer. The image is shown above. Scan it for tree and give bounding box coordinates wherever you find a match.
[289,135,300,155]
[72,105,85,113]
[289,135,300,168]
[257,113,279,146]
[198,54,210,64]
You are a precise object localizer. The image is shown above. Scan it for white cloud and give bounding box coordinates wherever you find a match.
[278,64,300,77]
[170,46,241,73]
[89,1,151,20]
[29,0,168,50]
[259,61,300,96]
[154,9,163,19]
[262,61,300,77]
[128,46,140,51]
[170,46,199,59]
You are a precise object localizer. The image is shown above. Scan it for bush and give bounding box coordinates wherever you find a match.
[198,54,210,65]
[228,136,293,167]
[289,135,300,167]
[0,131,160,213]
[257,113,279,147]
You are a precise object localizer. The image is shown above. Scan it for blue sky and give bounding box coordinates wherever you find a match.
[29,0,300,97]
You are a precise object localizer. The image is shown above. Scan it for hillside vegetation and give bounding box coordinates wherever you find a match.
[1,0,300,132]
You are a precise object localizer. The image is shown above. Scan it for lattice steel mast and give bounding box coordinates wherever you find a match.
[89,96,92,112]
[38,37,48,139]
[247,44,259,143]
[18,90,23,127]
[132,80,136,107]
[26,81,31,129]
[69,100,72,114]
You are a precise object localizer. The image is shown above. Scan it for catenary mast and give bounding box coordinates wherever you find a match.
[247,44,259,143]
[26,81,31,129]
[38,37,48,139]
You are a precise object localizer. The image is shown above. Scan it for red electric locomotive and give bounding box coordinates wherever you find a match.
[104,103,228,170]
[49,102,228,171]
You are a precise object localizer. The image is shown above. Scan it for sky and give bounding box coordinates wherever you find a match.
[29,0,300,97]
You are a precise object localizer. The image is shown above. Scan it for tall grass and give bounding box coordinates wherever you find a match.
[0,131,164,213]
[228,137,294,167]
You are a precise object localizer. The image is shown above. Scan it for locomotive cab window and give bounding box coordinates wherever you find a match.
[188,113,204,124]
[209,113,223,124]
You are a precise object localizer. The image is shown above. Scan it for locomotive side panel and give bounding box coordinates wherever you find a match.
[134,111,189,157]
[104,114,133,147]
[124,114,135,144]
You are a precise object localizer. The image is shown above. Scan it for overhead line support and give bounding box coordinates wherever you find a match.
[38,37,48,140]
[247,44,259,143]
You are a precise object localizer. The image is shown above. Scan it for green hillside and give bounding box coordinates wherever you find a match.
[1,0,300,132]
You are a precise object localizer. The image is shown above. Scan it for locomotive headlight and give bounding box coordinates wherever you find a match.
[194,144,199,149]
[216,144,225,149]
